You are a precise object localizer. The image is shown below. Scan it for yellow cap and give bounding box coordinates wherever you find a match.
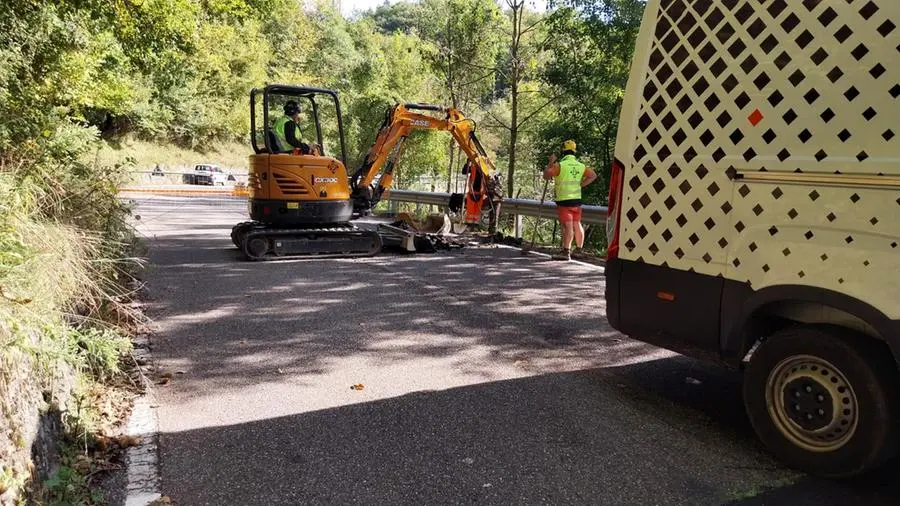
[563,139,577,152]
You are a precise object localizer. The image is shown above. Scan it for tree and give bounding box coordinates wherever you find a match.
[415,0,504,191]
[369,1,424,33]
[541,0,645,203]
[473,0,554,198]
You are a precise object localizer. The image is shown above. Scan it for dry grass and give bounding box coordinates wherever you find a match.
[94,137,248,174]
[0,138,146,504]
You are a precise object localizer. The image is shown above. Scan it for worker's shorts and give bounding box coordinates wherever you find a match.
[556,204,582,223]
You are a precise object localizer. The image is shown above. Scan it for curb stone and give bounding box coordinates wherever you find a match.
[124,334,161,506]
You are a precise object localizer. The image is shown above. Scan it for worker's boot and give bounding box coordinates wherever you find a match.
[551,248,571,261]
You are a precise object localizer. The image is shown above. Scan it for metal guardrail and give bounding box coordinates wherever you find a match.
[119,185,250,197]
[385,189,609,225]
[119,183,606,224]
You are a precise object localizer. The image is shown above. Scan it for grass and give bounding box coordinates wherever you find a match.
[40,445,105,505]
[1,131,144,504]
[724,475,802,502]
[94,137,249,177]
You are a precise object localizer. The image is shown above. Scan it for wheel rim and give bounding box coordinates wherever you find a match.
[765,354,859,452]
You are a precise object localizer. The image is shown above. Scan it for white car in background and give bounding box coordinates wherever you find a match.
[183,164,228,186]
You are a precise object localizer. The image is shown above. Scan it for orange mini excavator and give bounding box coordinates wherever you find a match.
[231,84,501,260]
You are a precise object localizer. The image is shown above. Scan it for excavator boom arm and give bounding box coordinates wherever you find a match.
[350,103,498,217]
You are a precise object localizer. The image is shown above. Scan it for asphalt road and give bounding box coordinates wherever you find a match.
[129,195,900,506]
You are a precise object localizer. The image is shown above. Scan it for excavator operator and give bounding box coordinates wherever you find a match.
[272,101,312,154]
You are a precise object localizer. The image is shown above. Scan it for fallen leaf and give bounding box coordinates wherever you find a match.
[277,368,284,374]
[350,384,365,391]
[685,377,702,385]
[94,436,110,451]
[73,455,92,473]
[116,435,142,448]
[0,285,32,304]
[160,370,174,379]
[158,377,171,386]
[175,370,185,375]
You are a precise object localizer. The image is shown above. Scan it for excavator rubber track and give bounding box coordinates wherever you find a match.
[231,221,382,261]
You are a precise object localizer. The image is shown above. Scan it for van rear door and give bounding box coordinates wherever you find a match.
[605,0,728,358]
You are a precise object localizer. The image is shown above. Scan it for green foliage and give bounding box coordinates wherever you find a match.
[42,444,106,506]
[67,329,133,385]
[2,0,645,196]
[541,0,646,203]
[418,0,506,105]
[369,1,425,33]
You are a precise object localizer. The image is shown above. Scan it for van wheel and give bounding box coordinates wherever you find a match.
[744,325,900,478]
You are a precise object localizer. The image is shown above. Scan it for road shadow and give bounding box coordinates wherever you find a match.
[158,366,785,506]
[155,359,900,505]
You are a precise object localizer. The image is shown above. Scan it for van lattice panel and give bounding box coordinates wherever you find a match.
[619,0,900,316]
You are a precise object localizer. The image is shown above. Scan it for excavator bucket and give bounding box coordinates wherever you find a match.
[378,212,462,253]
[394,212,451,234]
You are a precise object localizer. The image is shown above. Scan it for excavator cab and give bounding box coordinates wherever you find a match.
[248,85,353,226]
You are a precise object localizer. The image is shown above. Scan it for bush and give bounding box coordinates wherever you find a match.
[0,101,139,503]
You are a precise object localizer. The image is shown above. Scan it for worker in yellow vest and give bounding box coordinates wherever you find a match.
[543,140,598,260]
[272,101,312,154]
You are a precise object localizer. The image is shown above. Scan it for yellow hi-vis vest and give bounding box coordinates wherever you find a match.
[272,115,292,152]
[555,154,585,201]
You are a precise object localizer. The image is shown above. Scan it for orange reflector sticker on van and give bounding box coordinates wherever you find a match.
[657,291,675,302]
[748,109,763,126]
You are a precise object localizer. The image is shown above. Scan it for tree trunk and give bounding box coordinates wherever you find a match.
[445,12,456,193]
[507,104,517,198]
[447,139,455,192]
[505,1,521,199]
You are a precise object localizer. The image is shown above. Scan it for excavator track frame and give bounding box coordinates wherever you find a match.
[231,221,382,261]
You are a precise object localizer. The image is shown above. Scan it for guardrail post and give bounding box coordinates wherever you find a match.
[514,214,522,238]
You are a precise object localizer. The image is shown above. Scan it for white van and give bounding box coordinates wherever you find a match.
[184,164,228,186]
[605,0,899,477]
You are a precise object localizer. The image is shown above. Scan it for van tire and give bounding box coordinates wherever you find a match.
[743,325,900,478]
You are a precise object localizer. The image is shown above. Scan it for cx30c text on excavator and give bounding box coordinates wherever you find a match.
[231,84,501,260]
